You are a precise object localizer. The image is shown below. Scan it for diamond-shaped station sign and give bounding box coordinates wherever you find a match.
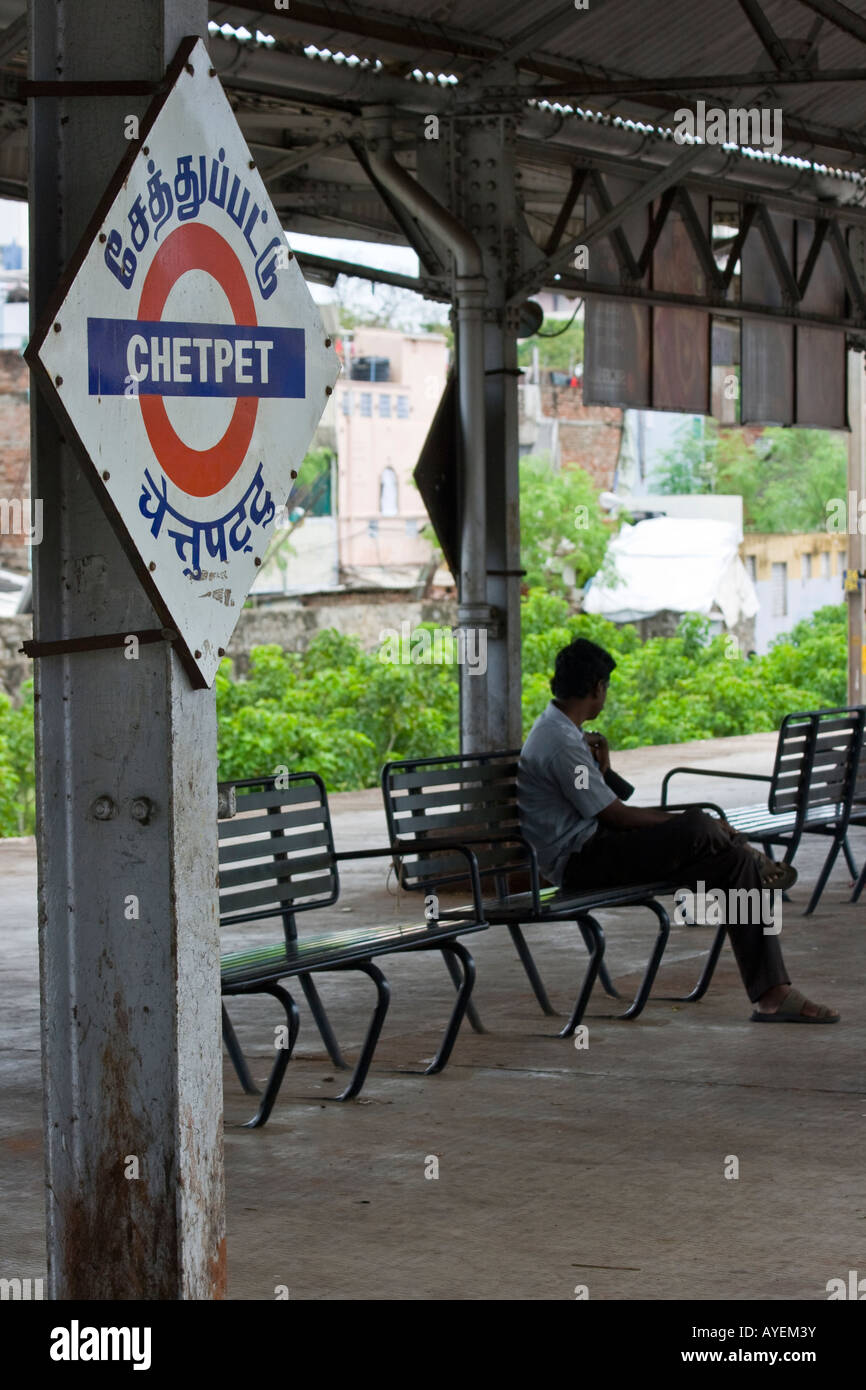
[26,36,341,687]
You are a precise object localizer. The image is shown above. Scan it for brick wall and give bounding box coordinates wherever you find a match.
[539,383,623,491]
[0,350,30,572]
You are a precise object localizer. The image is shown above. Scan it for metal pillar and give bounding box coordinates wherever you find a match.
[362,106,492,751]
[30,0,224,1300]
[847,348,866,706]
[458,116,524,749]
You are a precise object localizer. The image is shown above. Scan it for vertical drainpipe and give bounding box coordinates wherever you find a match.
[363,107,490,750]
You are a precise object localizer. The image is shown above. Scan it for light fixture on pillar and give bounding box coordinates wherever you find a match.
[516,300,544,339]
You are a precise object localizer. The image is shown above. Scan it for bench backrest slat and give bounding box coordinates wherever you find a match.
[218,772,338,927]
[768,708,864,816]
[383,750,523,893]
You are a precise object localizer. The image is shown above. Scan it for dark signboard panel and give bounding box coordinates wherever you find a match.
[583,175,651,408]
[710,316,740,424]
[795,219,847,428]
[651,197,710,414]
[796,327,846,428]
[741,212,794,424]
[583,299,651,407]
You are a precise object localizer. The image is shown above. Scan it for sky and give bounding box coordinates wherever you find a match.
[0,199,26,252]
[0,201,447,328]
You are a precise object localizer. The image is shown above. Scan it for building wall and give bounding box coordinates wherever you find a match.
[740,532,846,652]
[335,328,447,576]
[518,379,623,492]
[0,350,30,573]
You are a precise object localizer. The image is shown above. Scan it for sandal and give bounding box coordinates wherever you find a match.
[750,850,797,891]
[751,987,840,1024]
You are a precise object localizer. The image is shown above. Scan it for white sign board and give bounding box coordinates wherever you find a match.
[27,36,341,686]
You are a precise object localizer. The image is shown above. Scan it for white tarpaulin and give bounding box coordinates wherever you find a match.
[583,516,759,628]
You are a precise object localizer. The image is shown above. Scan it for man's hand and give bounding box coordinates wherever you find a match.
[584,730,611,774]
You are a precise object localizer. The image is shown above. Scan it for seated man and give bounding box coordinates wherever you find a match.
[518,636,839,1023]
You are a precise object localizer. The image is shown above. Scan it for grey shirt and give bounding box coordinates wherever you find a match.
[518,701,617,887]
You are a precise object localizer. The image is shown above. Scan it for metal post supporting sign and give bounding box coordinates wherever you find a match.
[27,36,341,686]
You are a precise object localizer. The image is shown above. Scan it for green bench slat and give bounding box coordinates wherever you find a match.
[221,919,487,984]
[220,871,336,916]
[219,804,328,839]
[389,761,517,790]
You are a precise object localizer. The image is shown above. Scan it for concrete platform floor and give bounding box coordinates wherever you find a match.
[1,731,863,1300]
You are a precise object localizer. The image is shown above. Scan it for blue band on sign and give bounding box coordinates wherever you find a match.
[86,317,305,398]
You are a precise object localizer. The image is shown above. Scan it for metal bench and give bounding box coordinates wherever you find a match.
[381,749,719,1035]
[219,771,487,1126]
[661,706,866,915]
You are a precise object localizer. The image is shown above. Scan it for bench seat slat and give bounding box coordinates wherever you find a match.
[221,919,487,984]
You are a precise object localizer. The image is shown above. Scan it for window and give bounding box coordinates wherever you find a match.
[367,519,379,539]
[405,518,418,537]
[800,553,811,583]
[771,562,788,617]
[396,395,409,419]
[744,554,757,583]
[379,466,398,517]
[360,392,372,417]
[821,551,831,580]
[341,391,352,416]
[379,394,391,418]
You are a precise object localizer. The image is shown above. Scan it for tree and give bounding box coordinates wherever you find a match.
[517,314,584,375]
[262,446,334,576]
[652,419,847,532]
[519,453,616,597]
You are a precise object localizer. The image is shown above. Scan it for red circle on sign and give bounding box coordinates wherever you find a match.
[137,223,258,498]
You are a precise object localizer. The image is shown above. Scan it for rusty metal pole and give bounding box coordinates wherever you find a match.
[29,0,224,1298]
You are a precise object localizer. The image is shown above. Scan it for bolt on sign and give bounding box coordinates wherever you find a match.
[26,36,340,687]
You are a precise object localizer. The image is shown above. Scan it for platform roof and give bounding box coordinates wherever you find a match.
[0,2,864,270]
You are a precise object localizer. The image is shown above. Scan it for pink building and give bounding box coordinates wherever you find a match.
[335,327,449,583]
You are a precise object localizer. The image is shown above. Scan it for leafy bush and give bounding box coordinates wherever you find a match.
[0,682,35,835]
[0,599,848,831]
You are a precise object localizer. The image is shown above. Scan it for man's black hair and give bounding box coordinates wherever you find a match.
[550,637,616,700]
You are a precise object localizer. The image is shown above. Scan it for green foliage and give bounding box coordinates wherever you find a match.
[0,601,848,832]
[0,682,35,835]
[652,419,847,533]
[517,315,584,374]
[519,453,615,594]
[216,628,460,791]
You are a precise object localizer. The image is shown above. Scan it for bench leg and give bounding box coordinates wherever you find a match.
[577,919,620,998]
[242,984,300,1129]
[332,962,391,1102]
[618,898,671,1019]
[663,923,727,1003]
[853,854,866,903]
[298,972,349,1069]
[221,1002,260,1096]
[558,914,605,1037]
[425,941,477,1074]
[804,838,842,916]
[442,946,484,1033]
[508,923,557,1016]
[842,833,858,882]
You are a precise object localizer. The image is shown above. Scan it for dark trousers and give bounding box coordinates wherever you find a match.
[562,807,789,1003]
